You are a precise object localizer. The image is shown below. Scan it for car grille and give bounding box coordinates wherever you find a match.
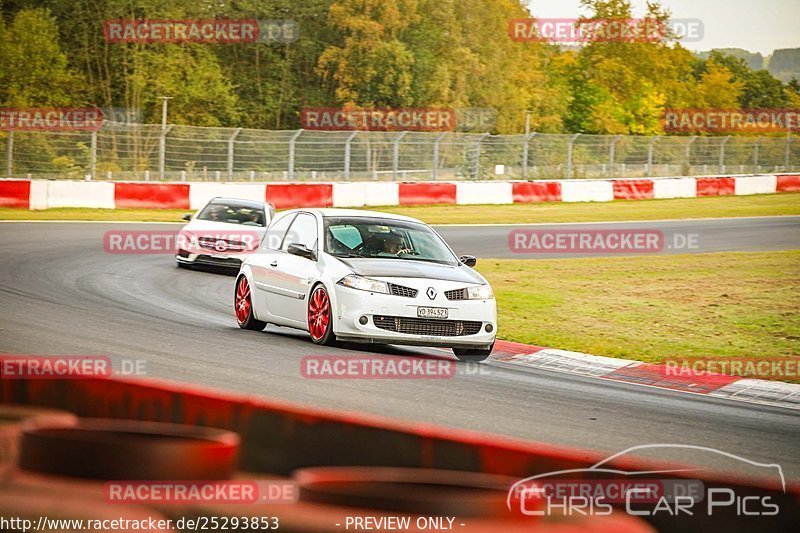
[197,237,247,252]
[389,283,418,298]
[373,315,482,336]
[194,255,243,268]
[444,288,468,300]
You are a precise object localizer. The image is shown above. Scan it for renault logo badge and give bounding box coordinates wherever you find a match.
[426,287,437,300]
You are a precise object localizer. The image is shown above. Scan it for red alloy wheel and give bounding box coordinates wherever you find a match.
[235,276,252,324]
[308,286,331,341]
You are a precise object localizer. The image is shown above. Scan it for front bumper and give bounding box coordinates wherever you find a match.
[176,249,246,269]
[332,283,497,349]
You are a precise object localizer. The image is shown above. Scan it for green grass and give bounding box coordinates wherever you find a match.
[2,192,797,224]
[478,251,800,377]
[0,207,191,222]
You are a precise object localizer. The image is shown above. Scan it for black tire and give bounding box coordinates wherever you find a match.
[453,342,494,362]
[235,275,267,331]
[19,419,239,480]
[308,284,336,346]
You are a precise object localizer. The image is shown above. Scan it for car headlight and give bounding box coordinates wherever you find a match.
[337,274,390,294]
[467,285,494,300]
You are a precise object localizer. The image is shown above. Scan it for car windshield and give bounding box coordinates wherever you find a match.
[323,217,458,265]
[196,202,266,227]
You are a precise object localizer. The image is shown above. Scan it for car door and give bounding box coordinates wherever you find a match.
[249,212,296,315]
[265,212,321,326]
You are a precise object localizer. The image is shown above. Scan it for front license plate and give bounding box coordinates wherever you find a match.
[417,306,448,319]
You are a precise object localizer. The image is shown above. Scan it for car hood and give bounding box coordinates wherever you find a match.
[337,258,486,284]
[184,220,266,234]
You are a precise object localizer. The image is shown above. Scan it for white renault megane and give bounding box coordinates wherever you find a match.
[234,209,497,361]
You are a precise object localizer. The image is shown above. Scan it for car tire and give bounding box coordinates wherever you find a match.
[235,275,267,331]
[308,284,336,346]
[453,342,494,362]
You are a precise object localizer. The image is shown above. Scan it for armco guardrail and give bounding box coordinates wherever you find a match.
[2,125,798,181]
[1,375,798,532]
[1,174,799,210]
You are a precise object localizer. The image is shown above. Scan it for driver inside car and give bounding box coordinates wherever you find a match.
[379,233,410,256]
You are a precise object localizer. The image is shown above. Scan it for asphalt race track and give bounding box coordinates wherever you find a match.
[1,218,799,481]
[436,216,800,258]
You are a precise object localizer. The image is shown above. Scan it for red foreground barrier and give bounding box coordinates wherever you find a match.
[1,375,798,532]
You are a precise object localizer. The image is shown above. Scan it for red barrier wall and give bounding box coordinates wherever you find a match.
[696,177,735,197]
[114,183,190,209]
[266,184,333,209]
[398,183,457,205]
[613,180,654,200]
[511,182,562,203]
[2,375,797,532]
[0,180,31,208]
[777,174,800,192]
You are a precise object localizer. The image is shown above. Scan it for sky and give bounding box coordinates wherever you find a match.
[524,0,799,56]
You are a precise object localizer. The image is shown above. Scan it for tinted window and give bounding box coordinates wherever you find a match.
[323,217,457,265]
[263,213,295,250]
[197,201,266,227]
[283,213,318,251]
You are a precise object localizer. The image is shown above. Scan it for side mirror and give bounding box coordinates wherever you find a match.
[459,255,477,268]
[287,243,317,261]
[182,213,192,221]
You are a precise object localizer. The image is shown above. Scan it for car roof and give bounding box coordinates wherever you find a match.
[208,197,269,209]
[280,208,425,224]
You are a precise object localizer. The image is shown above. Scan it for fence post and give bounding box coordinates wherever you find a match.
[566,133,580,179]
[227,128,242,181]
[6,130,13,178]
[392,131,407,181]
[433,132,447,180]
[522,132,536,178]
[685,136,696,173]
[288,129,303,180]
[720,135,731,173]
[646,136,659,177]
[344,131,357,180]
[753,138,761,169]
[609,135,622,178]
[786,133,792,169]
[474,133,489,180]
[89,130,97,180]
[158,124,174,180]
